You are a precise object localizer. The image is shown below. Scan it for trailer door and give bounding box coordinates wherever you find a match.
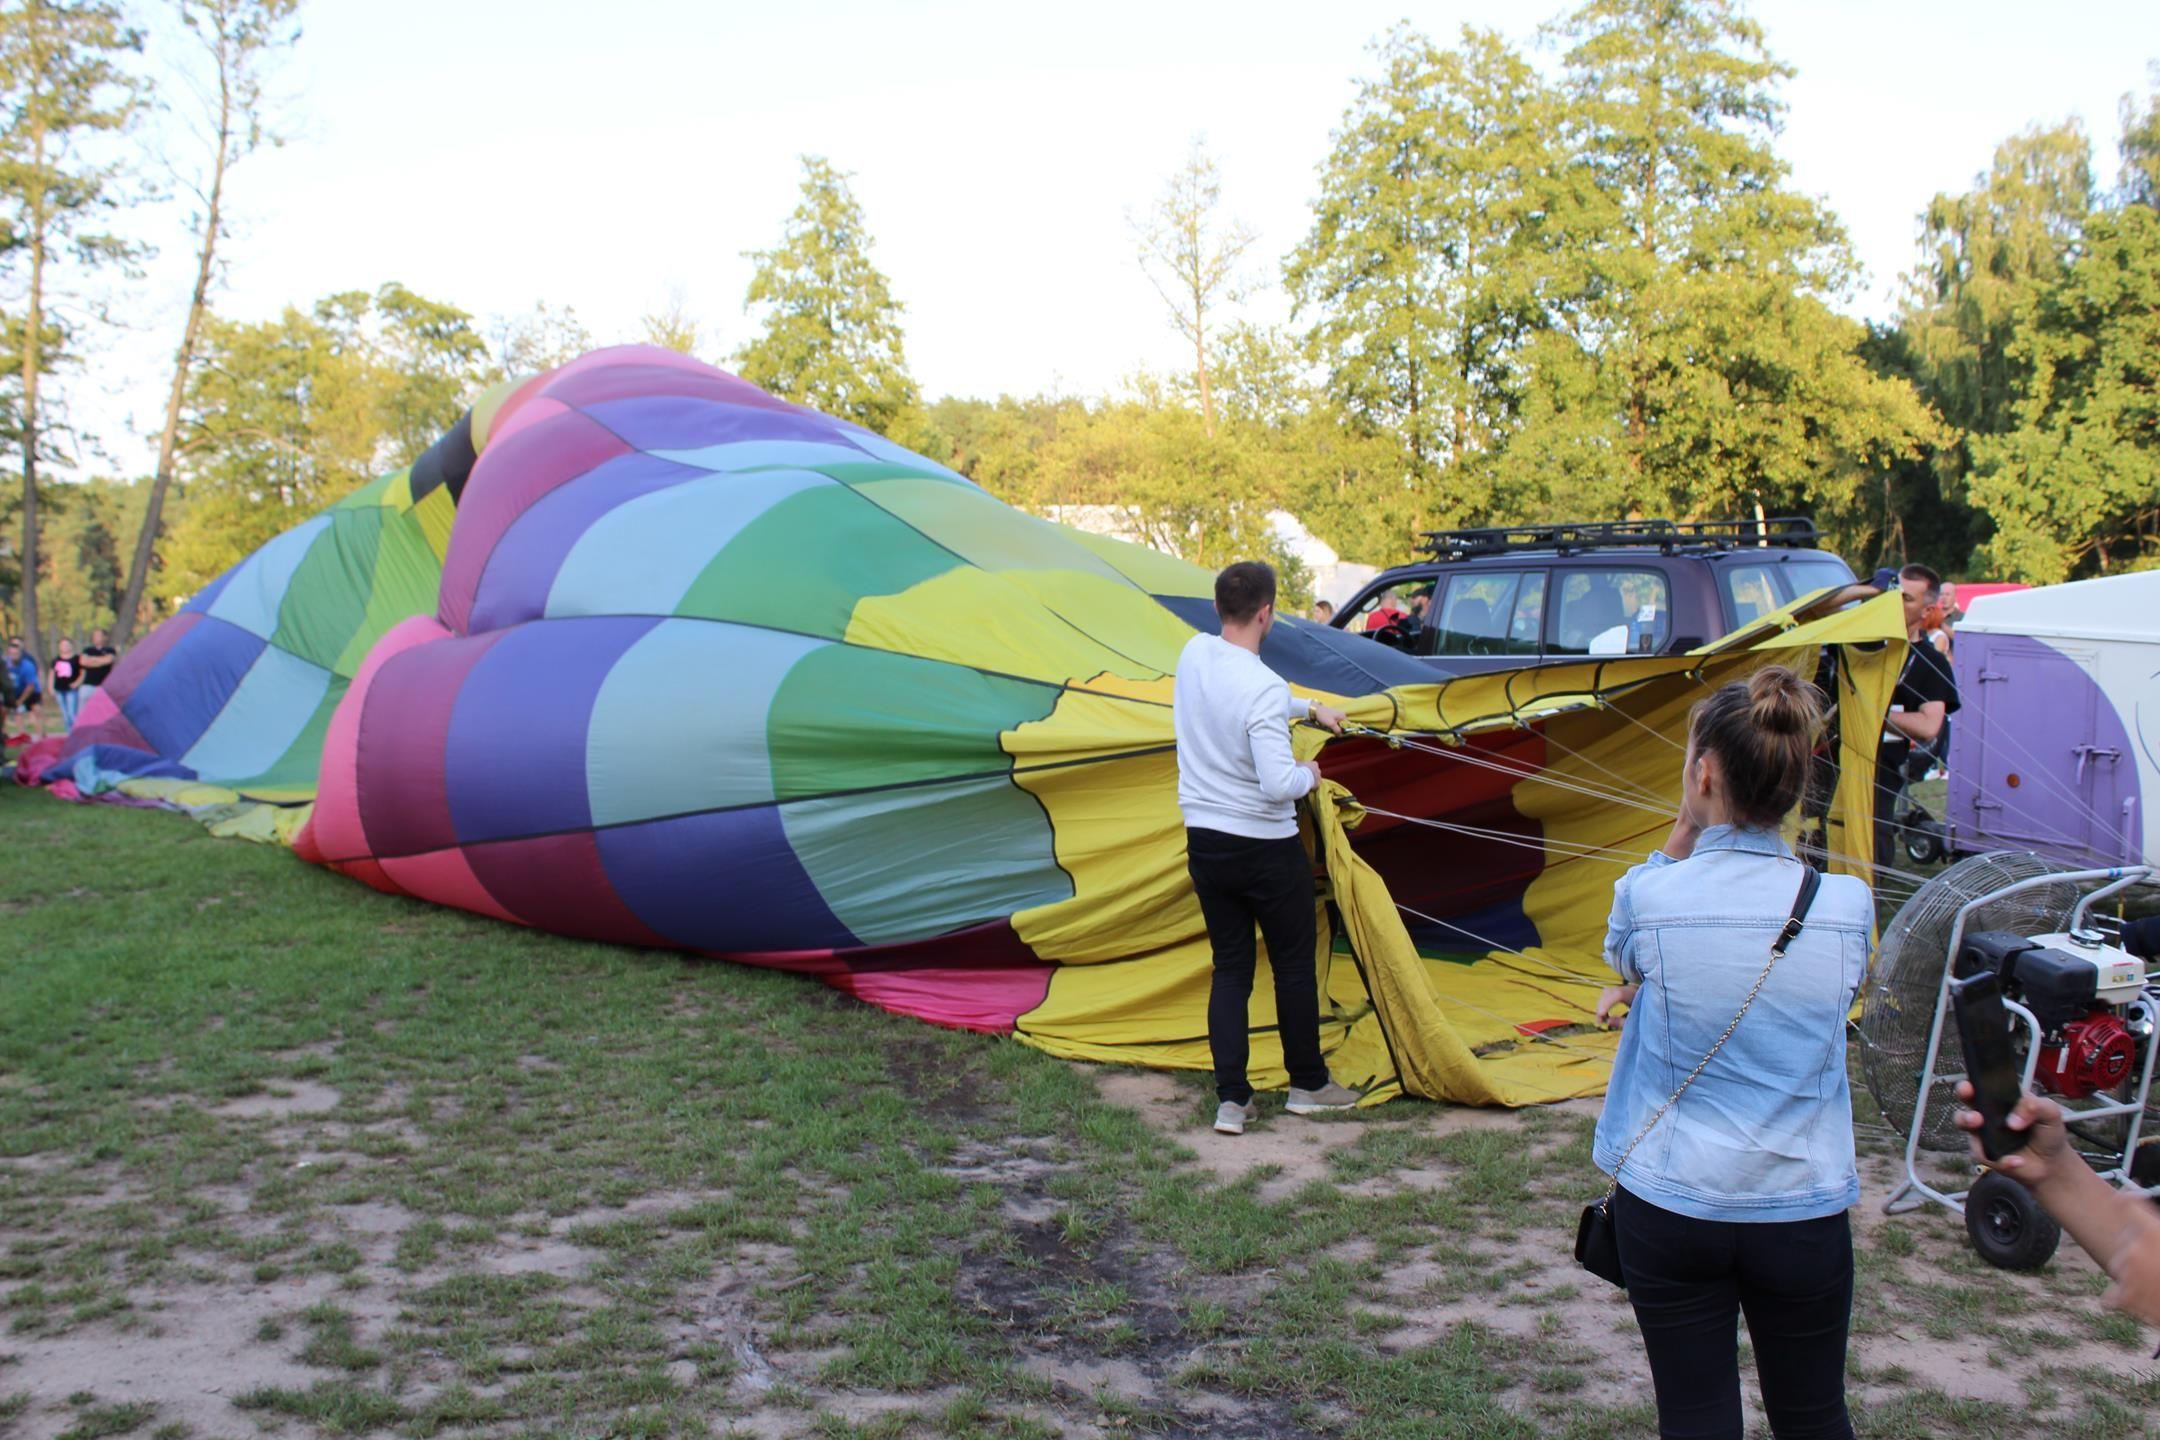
[1953,635,2121,864]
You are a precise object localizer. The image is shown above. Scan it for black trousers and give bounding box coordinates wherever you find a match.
[1184,827,1328,1103]
[1615,1186,1855,1440]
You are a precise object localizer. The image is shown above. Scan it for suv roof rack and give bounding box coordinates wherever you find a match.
[1416,517,1819,562]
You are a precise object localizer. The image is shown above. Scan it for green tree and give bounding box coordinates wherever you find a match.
[117,0,300,646]
[1133,138,1253,438]
[1209,322,1422,567]
[1287,26,1557,501]
[489,299,592,377]
[638,285,706,358]
[738,155,918,434]
[162,283,487,604]
[365,282,489,463]
[917,393,1074,507]
[1898,124,2092,469]
[1501,0,1934,544]
[0,0,141,655]
[37,473,140,636]
[1968,204,2160,581]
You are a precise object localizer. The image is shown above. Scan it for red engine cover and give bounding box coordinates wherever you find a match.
[2037,1013,2140,1100]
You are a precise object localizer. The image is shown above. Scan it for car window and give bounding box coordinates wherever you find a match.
[1778,556,1854,603]
[1724,564,1781,628]
[1551,569,1672,656]
[1347,588,1401,633]
[1508,572,1547,655]
[1433,573,1521,656]
[1346,582,1433,644]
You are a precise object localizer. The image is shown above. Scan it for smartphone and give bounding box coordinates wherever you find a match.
[1950,970,2029,1160]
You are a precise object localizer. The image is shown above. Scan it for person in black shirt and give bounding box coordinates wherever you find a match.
[80,627,117,688]
[1873,564,1958,880]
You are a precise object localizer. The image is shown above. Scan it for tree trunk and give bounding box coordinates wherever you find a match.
[117,28,235,647]
[1194,322,1214,439]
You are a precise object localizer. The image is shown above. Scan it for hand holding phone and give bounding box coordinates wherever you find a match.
[1951,970,2029,1161]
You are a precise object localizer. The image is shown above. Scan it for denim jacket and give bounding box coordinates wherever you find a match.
[1591,825,1874,1223]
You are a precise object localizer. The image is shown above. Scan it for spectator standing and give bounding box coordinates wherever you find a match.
[50,638,83,730]
[80,627,117,689]
[1875,564,1958,868]
[1175,561,1362,1135]
[1592,667,1872,1440]
[6,639,43,739]
[1311,600,1334,624]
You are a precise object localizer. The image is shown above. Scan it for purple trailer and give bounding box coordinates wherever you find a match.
[1946,572,2157,868]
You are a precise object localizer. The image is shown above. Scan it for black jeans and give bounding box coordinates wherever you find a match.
[1615,1186,1855,1440]
[1185,827,1328,1103]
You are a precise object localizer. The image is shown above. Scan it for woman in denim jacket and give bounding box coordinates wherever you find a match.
[1593,666,1873,1440]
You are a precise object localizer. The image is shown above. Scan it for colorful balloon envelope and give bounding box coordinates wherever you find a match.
[54,347,1906,1105]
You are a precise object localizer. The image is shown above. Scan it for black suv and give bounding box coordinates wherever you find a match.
[1329,519,1855,673]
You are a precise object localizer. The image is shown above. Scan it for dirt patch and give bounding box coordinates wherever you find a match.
[489,1235,604,1277]
[211,1079,342,1119]
[883,1044,988,1124]
[0,1274,341,1437]
[1094,1067,1371,1200]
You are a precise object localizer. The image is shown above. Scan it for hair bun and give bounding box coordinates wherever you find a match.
[1746,665,1821,737]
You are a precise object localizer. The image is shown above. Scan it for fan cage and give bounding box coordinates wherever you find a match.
[1858,852,2080,1151]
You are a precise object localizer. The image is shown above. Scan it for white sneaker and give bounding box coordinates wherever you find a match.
[1285,1080,1362,1115]
[1214,1100,1258,1135]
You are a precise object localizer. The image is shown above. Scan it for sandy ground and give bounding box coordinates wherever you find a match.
[0,1066,2150,1439]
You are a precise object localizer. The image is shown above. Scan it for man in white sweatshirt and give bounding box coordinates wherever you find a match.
[1175,561,1363,1135]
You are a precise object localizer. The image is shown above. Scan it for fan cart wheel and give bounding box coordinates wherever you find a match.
[1901,810,1946,866]
[1965,1170,2062,1271]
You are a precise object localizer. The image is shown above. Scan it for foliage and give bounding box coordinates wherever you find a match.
[637,286,706,360]
[34,474,140,636]
[1896,123,2092,485]
[1280,4,1936,574]
[1969,204,2160,581]
[1504,0,1935,545]
[488,299,592,377]
[160,283,486,603]
[737,155,918,436]
[0,0,144,653]
[0,0,2144,610]
[1286,26,1557,496]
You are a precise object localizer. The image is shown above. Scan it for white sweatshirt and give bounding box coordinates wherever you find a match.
[1172,633,1313,839]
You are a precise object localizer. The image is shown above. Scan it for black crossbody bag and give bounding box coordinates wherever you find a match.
[1575,865,1822,1289]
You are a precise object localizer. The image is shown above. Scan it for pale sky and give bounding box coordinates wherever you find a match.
[71,0,2160,478]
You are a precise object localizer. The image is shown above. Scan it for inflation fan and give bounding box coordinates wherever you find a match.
[1860,851,2160,1270]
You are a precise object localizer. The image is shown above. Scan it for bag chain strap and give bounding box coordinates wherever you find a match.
[1596,881,1813,1206]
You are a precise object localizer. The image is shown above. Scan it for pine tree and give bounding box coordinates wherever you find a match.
[737,156,918,435]
[0,0,141,655]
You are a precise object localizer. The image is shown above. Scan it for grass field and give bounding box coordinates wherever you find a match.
[5,780,2160,1439]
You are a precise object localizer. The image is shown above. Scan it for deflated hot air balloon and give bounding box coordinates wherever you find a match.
[48,347,1907,1105]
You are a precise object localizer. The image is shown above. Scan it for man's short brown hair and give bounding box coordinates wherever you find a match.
[1214,562,1277,624]
[1899,563,1942,597]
